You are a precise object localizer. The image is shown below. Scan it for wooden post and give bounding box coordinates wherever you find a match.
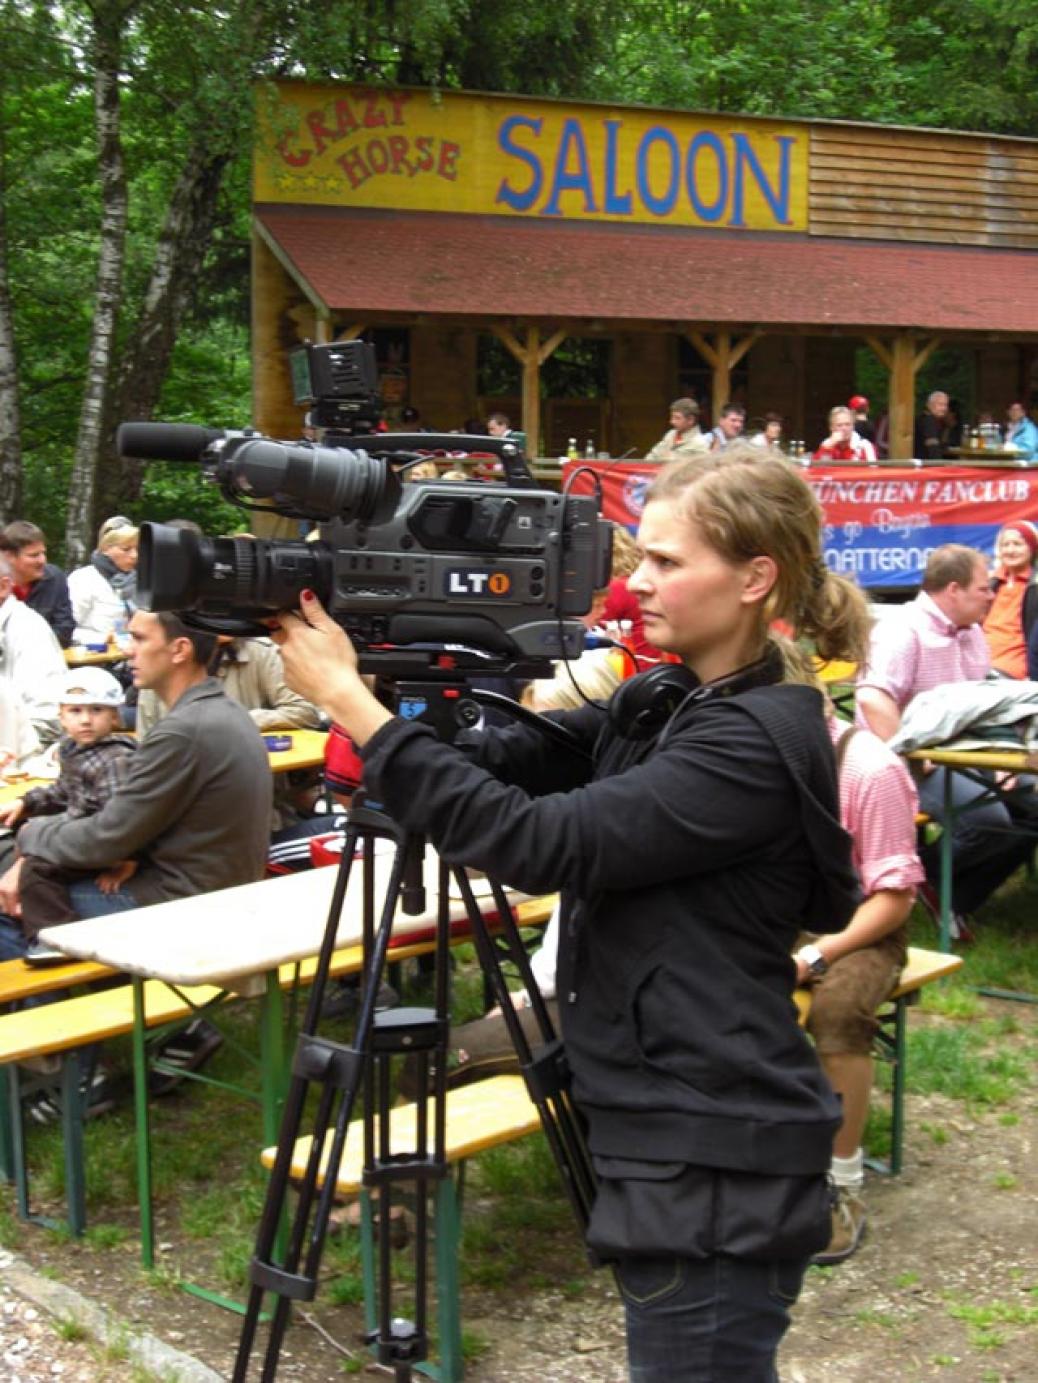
[885,333,940,460]
[685,329,761,425]
[889,335,917,461]
[491,323,566,456]
[864,335,893,373]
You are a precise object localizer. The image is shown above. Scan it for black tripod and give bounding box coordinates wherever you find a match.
[234,680,597,1381]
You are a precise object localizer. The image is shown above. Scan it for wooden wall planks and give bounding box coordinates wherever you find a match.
[809,127,1038,248]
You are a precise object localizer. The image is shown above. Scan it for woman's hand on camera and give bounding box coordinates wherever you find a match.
[272,591,392,745]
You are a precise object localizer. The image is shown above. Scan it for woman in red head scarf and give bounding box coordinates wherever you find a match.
[984,521,1038,678]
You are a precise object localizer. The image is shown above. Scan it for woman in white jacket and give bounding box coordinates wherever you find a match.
[67,523,138,645]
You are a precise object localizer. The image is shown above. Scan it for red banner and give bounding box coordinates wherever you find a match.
[565,461,1038,589]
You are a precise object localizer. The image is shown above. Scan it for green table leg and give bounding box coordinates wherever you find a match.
[131,975,154,1269]
[260,971,286,1147]
[940,769,954,953]
[10,1066,30,1221]
[433,1175,463,1383]
[61,1056,86,1235]
[260,971,288,1262]
[889,995,907,1176]
[0,1061,13,1182]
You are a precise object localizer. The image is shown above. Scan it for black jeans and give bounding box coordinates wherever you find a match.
[617,1252,808,1382]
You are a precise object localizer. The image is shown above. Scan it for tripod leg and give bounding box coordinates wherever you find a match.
[235,814,413,1379]
[239,816,467,1383]
[451,869,598,1232]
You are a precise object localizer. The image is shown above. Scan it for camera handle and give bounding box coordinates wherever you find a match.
[346,432,536,488]
[233,689,597,1382]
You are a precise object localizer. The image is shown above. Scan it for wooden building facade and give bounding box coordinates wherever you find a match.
[252,83,1038,460]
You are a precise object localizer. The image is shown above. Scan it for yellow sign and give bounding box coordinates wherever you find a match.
[255,83,808,233]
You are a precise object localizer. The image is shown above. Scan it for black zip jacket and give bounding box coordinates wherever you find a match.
[25,564,75,648]
[360,681,857,1177]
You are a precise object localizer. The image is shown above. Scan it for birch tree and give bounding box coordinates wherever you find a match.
[64,0,135,562]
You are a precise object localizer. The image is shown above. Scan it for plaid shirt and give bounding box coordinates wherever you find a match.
[22,734,137,820]
[831,720,923,896]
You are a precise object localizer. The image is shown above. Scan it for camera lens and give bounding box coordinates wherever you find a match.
[229,440,394,524]
[138,523,334,620]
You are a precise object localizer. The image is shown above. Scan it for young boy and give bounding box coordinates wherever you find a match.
[0,666,137,936]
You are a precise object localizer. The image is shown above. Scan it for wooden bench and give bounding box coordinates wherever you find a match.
[0,894,555,1240]
[0,956,116,1007]
[260,945,963,1382]
[0,944,434,1236]
[260,1074,540,1383]
[0,957,119,1190]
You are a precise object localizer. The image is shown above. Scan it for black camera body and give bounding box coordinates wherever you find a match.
[322,482,603,663]
[117,344,611,677]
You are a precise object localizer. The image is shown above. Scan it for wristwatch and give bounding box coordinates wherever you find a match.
[797,943,829,978]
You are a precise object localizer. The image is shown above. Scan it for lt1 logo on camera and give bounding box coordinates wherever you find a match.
[445,568,512,597]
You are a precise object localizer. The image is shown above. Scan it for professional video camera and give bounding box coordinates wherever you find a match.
[116,342,611,677]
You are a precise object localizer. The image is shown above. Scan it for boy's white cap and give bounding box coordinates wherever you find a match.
[60,667,125,708]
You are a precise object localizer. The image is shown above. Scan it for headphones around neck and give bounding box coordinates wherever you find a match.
[607,647,784,742]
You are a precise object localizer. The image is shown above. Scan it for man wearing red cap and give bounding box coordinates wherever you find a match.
[849,394,875,448]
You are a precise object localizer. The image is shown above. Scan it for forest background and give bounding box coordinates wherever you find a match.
[1,0,1036,562]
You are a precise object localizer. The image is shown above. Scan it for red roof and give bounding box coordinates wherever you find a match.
[256,206,1038,334]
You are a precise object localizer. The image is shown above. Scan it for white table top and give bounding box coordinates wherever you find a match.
[39,849,512,987]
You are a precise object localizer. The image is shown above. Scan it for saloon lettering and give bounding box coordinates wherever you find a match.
[495,115,795,226]
[276,89,461,190]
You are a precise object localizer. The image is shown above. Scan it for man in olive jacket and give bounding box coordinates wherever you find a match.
[5,611,271,919]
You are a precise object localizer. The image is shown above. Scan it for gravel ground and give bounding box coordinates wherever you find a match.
[0,1248,221,1382]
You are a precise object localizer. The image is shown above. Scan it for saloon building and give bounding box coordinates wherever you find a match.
[252,81,1038,461]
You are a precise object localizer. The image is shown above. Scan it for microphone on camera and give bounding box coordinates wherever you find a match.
[116,422,228,463]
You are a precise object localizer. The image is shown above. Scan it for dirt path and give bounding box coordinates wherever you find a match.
[1,1007,1035,1381]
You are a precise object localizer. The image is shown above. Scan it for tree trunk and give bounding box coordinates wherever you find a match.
[64,3,130,566]
[102,143,233,511]
[0,116,22,523]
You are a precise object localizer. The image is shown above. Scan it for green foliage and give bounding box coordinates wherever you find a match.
[6,0,1038,531]
[946,1296,1038,1329]
[53,1314,90,1342]
[460,1328,490,1362]
[590,0,1038,136]
[904,1025,1030,1106]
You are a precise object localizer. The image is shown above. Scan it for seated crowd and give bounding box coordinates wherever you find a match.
[0,514,330,1110]
[643,392,1035,463]
[0,444,1032,1284]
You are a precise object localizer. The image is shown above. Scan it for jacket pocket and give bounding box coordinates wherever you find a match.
[631,962,750,1096]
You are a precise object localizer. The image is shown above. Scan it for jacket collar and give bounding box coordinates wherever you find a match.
[169,676,224,710]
